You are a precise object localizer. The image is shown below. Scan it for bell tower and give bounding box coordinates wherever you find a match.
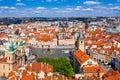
[77,31,85,52]
[5,41,17,63]
[18,39,25,56]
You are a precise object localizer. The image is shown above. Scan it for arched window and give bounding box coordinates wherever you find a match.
[3,73,5,76]
[81,41,83,44]
[9,57,10,60]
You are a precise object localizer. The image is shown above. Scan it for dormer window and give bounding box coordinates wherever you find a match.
[87,61,92,65]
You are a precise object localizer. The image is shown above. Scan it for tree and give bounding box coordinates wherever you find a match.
[36,57,74,77]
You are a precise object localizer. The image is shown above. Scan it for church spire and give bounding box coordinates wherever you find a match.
[19,39,24,47]
[77,31,85,52]
[78,31,84,40]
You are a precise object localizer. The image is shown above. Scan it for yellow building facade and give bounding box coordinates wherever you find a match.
[0,40,25,77]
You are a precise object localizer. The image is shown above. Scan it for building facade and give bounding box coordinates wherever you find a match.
[0,40,25,77]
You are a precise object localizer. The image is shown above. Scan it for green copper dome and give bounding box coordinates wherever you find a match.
[18,39,24,47]
[5,41,17,54]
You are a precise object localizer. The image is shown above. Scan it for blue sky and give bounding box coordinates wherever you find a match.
[0,0,120,17]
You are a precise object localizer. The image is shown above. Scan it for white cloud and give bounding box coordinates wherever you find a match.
[37,7,46,10]
[34,10,42,14]
[108,3,113,6]
[66,8,73,11]
[0,6,9,9]
[111,6,120,10]
[84,1,100,5]
[94,6,108,9]
[0,5,120,17]
[0,6,16,9]
[46,0,58,2]
[0,8,119,17]
[16,3,25,6]
[55,10,70,13]
[82,8,93,11]
[52,8,59,10]
[10,7,16,9]
[74,6,82,10]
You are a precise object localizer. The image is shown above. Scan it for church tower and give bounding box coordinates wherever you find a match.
[77,31,85,52]
[5,41,17,63]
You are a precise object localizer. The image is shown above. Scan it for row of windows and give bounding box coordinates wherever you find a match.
[87,61,92,65]
[3,65,11,70]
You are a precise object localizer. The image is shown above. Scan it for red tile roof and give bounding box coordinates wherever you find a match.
[83,65,104,73]
[35,35,53,42]
[26,63,31,70]
[21,70,27,77]
[82,75,100,80]
[105,74,120,80]
[31,62,41,73]
[103,69,119,79]
[9,76,19,80]
[8,71,16,78]
[21,73,35,80]
[74,49,90,64]
[0,58,7,63]
[8,62,54,80]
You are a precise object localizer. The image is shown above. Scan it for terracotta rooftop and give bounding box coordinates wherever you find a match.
[35,35,53,42]
[82,75,100,80]
[8,62,75,80]
[103,69,119,79]
[74,49,90,64]
[8,62,53,80]
[104,74,120,80]
[21,73,35,80]
[0,57,7,63]
[83,65,104,73]
[31,62,41,73]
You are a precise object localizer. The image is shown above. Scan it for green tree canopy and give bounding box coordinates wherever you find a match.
[36,57,74,77]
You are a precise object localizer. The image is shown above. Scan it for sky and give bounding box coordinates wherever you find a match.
[0,0,120,17]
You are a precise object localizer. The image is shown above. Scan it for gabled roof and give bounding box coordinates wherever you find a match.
[35,35,53,42]
[8,62,53,80]
[103,68,119,78]
[21,73,35,80]
[0,58,7,63]
[74,49,90,64]
[83,65,104,73]
[82,75,100,80]
[104,74,120,80]
[31,62,41,73]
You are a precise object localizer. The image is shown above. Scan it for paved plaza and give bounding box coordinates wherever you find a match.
[30,46,75,58]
